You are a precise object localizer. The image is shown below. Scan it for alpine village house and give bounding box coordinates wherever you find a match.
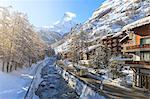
[121,16,150,91]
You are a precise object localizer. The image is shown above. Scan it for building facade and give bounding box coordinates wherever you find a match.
[122,16,150,90]
[102,32,128,56]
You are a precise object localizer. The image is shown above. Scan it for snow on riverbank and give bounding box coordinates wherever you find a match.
[0,71,30,99]
[0,57,50,99]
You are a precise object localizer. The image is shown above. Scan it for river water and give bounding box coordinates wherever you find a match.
[35,58,79,99]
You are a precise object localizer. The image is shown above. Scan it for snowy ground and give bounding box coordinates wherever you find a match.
[0,57,50,99]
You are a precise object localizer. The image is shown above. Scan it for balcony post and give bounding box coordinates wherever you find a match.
[135,68,143,88]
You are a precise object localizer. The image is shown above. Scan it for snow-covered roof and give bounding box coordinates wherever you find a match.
[84,36,101,43]
[112,32,123,38]
[101,33,114,40]
[122,16,150,31]
[101,32,123,40]
[84,44,102,53]
[101,36,107,40]
[119,34,129,42]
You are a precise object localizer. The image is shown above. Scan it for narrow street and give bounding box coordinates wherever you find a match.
[35,57,79,99]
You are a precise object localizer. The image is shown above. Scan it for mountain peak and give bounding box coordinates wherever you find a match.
[63,12,76,22]
[49,12,77,35]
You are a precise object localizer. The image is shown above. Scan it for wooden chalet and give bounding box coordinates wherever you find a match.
[121,16,150,90]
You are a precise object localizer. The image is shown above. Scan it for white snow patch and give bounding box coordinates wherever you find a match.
[0,57,50,99]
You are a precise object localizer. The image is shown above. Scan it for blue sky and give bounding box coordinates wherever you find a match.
[0,0,105,27]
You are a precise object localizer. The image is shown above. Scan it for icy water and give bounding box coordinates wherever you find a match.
[35,59,79,99]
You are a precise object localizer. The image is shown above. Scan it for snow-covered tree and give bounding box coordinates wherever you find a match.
[70,34,80,64]
[0,7,46,72]
[109,60,122,79]
[94,45,111,69]
[69,31,88,63]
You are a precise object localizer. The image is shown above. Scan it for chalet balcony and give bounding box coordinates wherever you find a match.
[123,44,150,52]
[125,61,150,69]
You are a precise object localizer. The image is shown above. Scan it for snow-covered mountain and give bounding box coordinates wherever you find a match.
[37,12,77,45]
[53,0,150,52]
[80,0,150,37]
[37,27,62,45]
[49,12,77,35]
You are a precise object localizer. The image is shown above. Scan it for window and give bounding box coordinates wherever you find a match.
[141,52,150,61]
[140,37,150,45]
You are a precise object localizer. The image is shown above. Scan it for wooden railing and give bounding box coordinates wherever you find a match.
[126,44,150,50]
